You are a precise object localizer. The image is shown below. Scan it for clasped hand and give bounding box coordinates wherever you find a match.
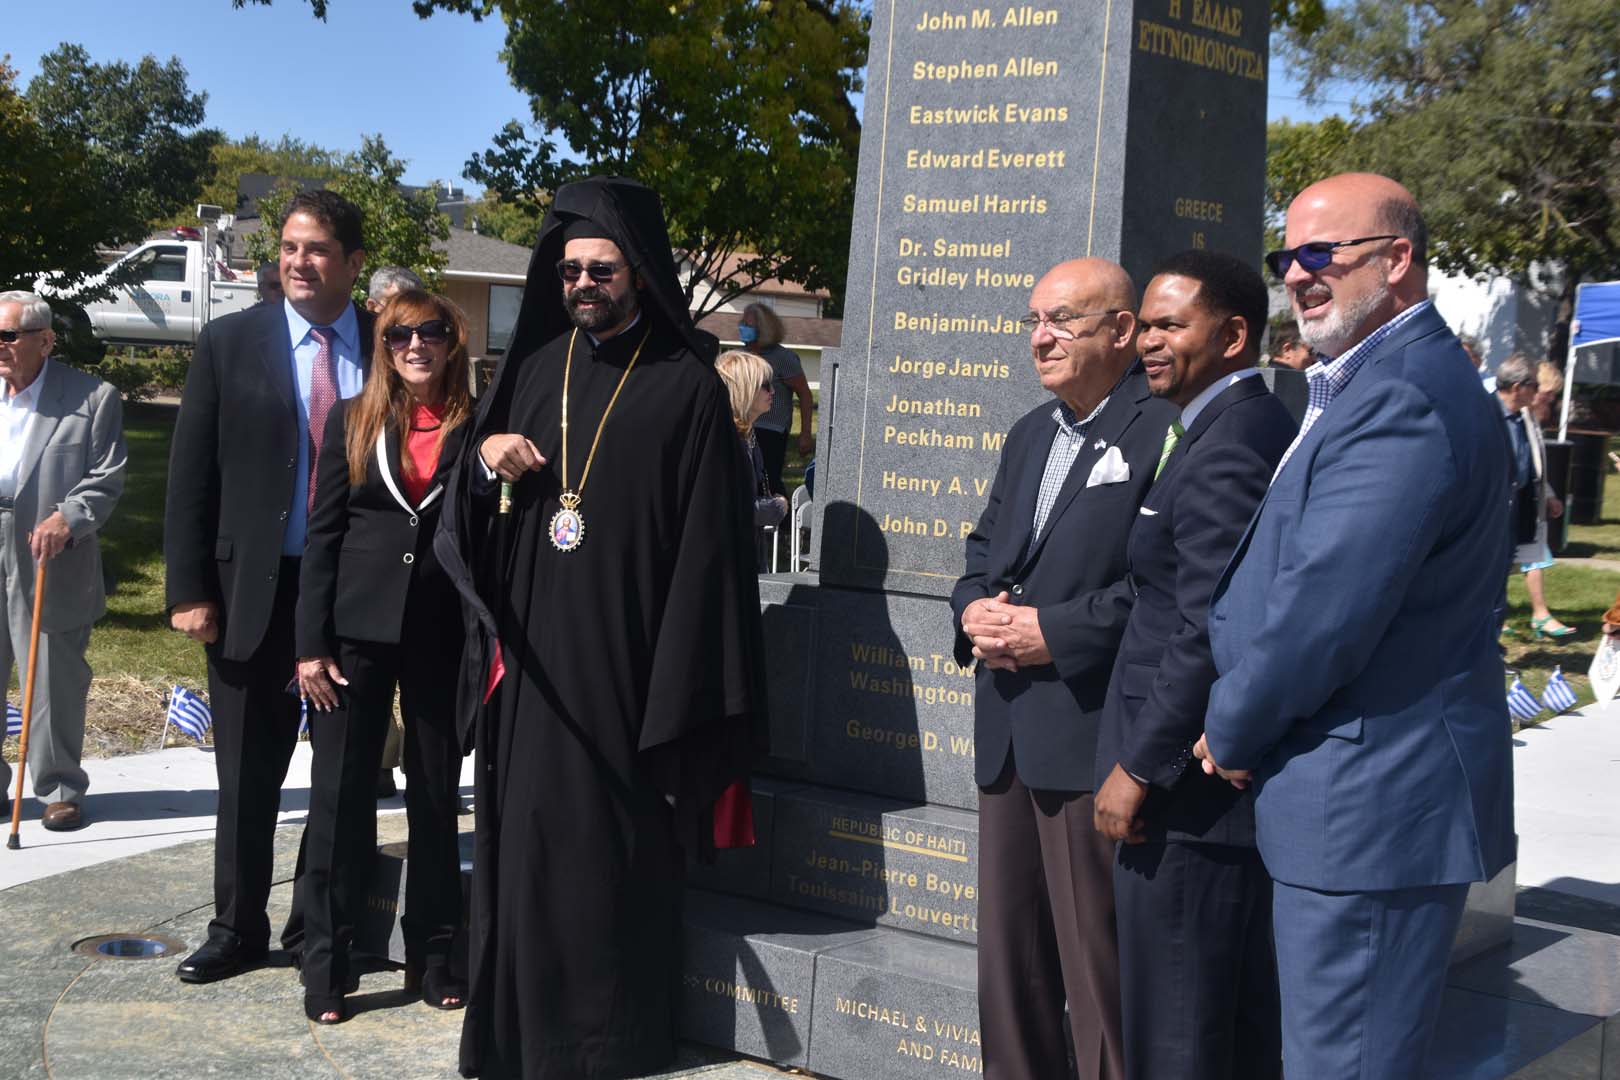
[1192,735,1251,790]
[961,592,1050,671]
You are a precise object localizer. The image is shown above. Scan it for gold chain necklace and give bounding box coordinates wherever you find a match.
[548,325,650,552]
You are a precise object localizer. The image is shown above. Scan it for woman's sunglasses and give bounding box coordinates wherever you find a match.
[556,259,623,284]
[1264,235,1398,278]
[383,319,452,350]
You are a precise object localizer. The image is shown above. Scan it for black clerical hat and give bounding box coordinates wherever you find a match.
[502,176,716,367]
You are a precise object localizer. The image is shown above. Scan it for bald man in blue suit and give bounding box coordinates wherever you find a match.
[1196,173,1515,1079]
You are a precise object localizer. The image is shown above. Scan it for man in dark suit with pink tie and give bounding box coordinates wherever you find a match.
[165,190,373,984]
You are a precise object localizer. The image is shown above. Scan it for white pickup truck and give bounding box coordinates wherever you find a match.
[59,229,264,347]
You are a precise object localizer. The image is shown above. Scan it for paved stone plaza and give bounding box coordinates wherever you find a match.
[0,813,795,1080]
[1,710,1618,1078]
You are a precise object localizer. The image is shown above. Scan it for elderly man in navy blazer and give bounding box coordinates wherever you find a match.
[953,257,1176,1080]
[1195,173,1514,1079]
[1092,250,1296,1080]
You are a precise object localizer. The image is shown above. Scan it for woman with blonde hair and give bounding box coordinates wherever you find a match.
[738,302,814,495]
[715,350,789,564]
[294,289,473,1022]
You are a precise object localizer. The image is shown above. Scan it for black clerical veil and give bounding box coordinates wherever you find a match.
[433,174,763,832]
[503,175,715,377]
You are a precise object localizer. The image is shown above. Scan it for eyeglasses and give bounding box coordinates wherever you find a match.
[759,382,775,394]
[0,328,46,345]
[1265,235,1399,278]
[556,260,624,284]
[1017,309,1120,339]
[383,319,452,350]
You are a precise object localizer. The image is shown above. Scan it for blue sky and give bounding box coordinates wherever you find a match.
[6,0,1340,195]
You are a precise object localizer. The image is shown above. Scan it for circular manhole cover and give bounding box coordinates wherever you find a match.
[71,933,186,960]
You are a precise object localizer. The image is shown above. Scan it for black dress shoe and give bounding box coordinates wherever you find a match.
[176,938,267,984]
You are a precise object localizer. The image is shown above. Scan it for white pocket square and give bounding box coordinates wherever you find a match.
[1086,446,1131,487]
[1138,506,1159,516]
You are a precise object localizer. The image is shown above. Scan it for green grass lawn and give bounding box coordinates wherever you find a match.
[5,404,205,758]
[90,403,207,689]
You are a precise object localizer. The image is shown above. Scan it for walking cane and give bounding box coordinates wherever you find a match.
[8,560,47,850]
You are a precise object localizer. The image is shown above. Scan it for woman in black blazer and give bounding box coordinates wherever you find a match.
[294,289,473,1023]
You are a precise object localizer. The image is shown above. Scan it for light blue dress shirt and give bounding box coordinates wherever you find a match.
[282,299,365,554]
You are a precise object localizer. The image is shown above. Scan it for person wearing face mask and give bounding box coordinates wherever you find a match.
[293,289,473,1024]
[738,302,813,496]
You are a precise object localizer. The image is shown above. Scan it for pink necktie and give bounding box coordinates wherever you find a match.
[307,325,336,513]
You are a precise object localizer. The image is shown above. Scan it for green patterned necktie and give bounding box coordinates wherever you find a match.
[1154,420,1185,481]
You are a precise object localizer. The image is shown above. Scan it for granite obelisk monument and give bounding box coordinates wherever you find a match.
[680,0,1278,1076]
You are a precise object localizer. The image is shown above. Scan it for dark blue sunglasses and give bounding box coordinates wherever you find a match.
[1265,235,1399,278]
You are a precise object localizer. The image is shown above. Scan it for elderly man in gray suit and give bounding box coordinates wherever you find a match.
[0,290,126,831]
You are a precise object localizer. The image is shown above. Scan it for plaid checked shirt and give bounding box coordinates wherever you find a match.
[1273,300,1433,480]
[1031,380,1120,540]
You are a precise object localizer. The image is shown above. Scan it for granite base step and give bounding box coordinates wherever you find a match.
[680,890,1620,1080]
[688,777,1520,961]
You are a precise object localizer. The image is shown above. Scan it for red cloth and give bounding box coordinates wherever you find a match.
[483,646,506,704]
[712,780,755,849]
[402,402,446,505]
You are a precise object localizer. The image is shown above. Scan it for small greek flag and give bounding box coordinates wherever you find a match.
[167,686,212,741]
[1506,677,1543,722]
[1542,666,1579,713]
[5,701,21,738]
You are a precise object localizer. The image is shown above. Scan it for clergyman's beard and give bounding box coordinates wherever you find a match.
[566,285,637,333]
[1296,276,1391,359]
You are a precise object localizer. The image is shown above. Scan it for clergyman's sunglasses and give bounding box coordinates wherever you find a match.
[556,260,624,284]
[0,328,46,344]
[1264,235,1399,278]
[383,319,452,349]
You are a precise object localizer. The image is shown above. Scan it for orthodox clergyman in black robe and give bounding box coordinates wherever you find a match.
[435,176,768,1079]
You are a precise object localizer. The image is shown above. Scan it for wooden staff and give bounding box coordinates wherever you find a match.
[8,560,47,850]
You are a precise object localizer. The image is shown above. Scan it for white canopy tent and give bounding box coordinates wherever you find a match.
[1557,280,1620,441]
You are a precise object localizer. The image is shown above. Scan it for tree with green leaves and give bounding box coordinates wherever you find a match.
[245,134,450,299]
[1263,117,1358,252]
[435,0,869,318]
[3,46,219,294]
[467,191,542,250]
[1277,0,1620,358]
[0,60,107,293]
[164,134,347,229]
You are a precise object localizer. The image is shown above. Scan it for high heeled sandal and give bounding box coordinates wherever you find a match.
[1531,616,1577,639]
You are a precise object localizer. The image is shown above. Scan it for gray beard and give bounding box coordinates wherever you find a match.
[1297,279,1391,359]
